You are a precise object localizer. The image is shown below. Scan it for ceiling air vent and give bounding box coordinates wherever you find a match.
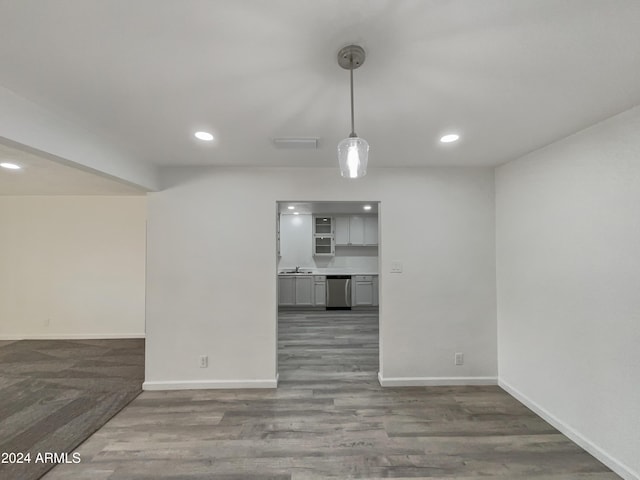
[272,137,319,149]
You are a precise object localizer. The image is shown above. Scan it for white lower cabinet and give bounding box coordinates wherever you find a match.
[372,275,379,306]
[280,274,377,307]
[278,276,296,306]
[294,276,314,306]
[278,275,322,307]
[313,275,326,306]
[352,275,378,307]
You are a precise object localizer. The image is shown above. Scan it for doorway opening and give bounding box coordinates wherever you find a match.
[275,201,380,385]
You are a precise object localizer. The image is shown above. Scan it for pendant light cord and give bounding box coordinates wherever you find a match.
[349,56,357,138]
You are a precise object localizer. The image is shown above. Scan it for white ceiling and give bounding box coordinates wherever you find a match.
[278,201,378,215]
[1,0,640,175]
[0,143,146,195]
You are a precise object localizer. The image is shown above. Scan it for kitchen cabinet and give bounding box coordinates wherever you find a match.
[280,274,376,308]
[278,275,320,307]
[313,235,334,256]
[335,215,378,246]
[348,216,365,245]
[295,276,314,306]
[313,275,326,306]
[363,216,378,245]
[353,275,374,306]
[372,275,379,306]
[313,216,333,235]
[278,276,296,306]
[335,216,350,245]
[352,275,378,307]
[313,215,335,256]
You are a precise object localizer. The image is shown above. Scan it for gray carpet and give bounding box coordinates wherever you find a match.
[0,338,144,480]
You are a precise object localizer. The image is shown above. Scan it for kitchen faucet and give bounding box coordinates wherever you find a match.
[295,266,300,273]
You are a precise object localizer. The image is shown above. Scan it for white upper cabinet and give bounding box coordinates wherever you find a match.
[313,215,335,256]
[313,216,333,236]
[335,216,350,246]
[334,215,378,246]
[363,216,378,245]
[313,235,334,256]
[349,216,365,245]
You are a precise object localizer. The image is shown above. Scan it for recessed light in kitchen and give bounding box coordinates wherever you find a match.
[440,133,460,143]
[293,212,300,215]
[194,131,214,141]
[363,205,372,211]
[0,162,21,170]
[287,206,295,210]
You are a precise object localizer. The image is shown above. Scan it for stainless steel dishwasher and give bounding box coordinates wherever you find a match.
[326,275,351,310]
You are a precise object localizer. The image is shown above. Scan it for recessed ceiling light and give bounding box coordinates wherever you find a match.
[363,205,372,211]
[440,133,460,143]
[0,162,21,170]
[194,131,214,141]
[293,212,300,215]
[287,206,295,210]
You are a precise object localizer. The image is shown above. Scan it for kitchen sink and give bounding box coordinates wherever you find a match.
[279,270,314,274]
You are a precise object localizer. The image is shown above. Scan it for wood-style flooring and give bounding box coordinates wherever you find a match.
[0,338,144,480]
[43,311,617,479]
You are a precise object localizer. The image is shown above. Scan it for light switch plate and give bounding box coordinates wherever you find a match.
[199,355,208,368]
[455,353,464,365]
[391,262,403,273]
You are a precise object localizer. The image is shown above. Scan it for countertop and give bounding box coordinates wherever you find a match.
[278,271,378,276]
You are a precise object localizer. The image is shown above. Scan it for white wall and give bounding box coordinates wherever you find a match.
[0,196,146,339]
[279,214,313,269]
[496,106,640,480]
[145,167,497,389]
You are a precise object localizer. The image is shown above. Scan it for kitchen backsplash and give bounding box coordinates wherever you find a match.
[312,252,378,271]
[279,253,378,272]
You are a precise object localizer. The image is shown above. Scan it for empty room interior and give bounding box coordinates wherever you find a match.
[0,1,638,479]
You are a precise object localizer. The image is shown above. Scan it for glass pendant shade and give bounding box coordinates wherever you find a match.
[338,136,369,178]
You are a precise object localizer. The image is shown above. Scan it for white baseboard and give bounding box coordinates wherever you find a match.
[143,378,278,391]
[0,333,145,340]
[499,379,639,480]
[378,372,497,387]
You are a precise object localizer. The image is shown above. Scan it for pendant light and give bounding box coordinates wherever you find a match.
[337,45,368,179]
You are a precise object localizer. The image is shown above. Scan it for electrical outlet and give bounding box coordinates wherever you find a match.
[455,352,464,366]
[199,355,208,368]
